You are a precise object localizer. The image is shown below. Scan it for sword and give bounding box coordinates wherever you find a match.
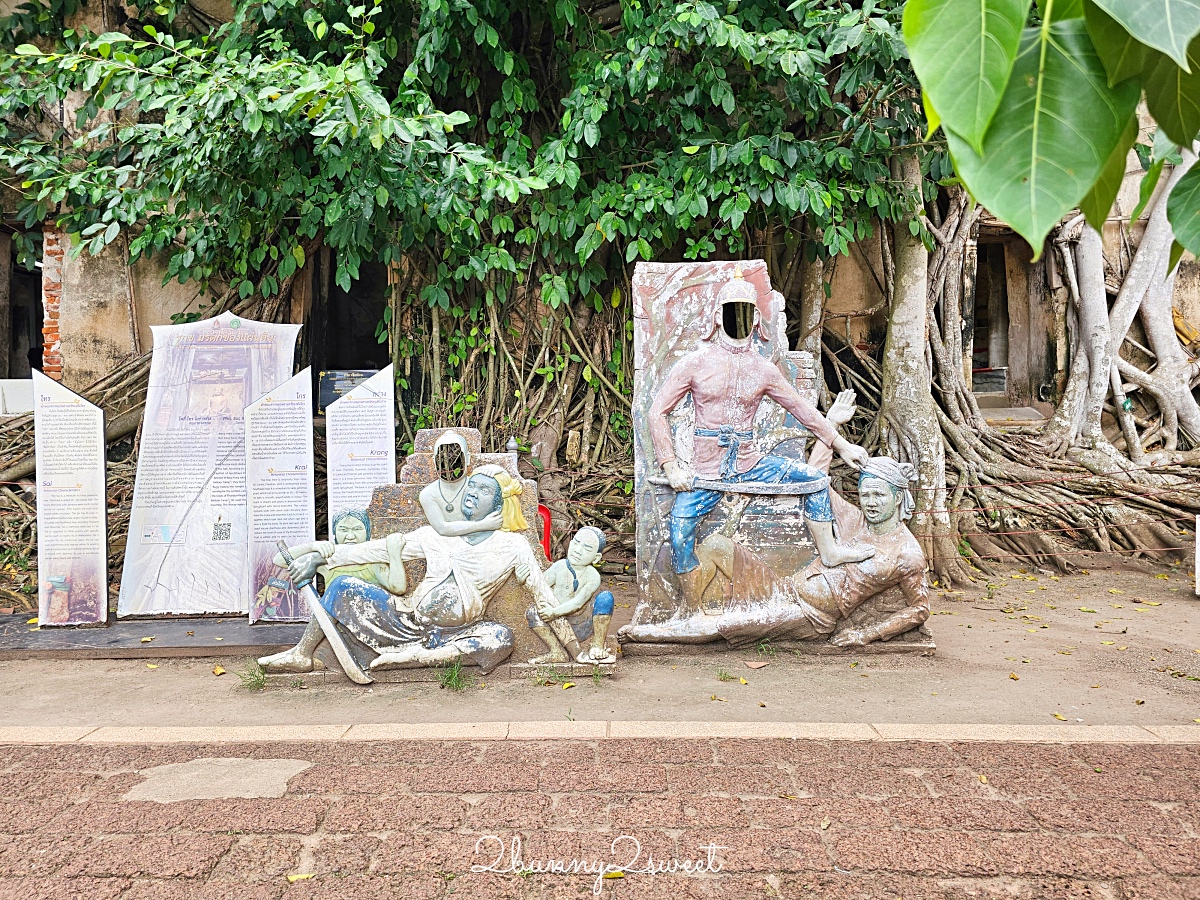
[276,540,374,685]
[646,475,829,495]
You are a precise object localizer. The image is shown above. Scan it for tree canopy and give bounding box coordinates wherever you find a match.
[1,0,927,315]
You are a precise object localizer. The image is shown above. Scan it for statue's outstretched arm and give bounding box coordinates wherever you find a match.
[866,570,931,643]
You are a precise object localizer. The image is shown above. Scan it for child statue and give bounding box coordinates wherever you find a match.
[526,526,616,665]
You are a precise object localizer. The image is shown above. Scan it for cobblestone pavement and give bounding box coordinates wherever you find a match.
[1,738,1199,899]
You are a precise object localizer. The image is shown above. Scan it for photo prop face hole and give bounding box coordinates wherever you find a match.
[435,444,466,482]
[721,301,756,340]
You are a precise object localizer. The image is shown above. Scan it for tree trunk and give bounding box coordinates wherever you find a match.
[879,153,968,585]
[797,251,826,404]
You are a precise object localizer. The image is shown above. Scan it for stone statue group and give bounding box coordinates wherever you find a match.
[261,261,932,682]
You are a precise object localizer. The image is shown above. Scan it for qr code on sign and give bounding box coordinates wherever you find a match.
[211,522,232,542]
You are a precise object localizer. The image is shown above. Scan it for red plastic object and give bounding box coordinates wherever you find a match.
[536,503,552,557]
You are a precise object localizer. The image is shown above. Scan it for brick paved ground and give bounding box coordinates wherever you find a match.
[1,738,1198,899]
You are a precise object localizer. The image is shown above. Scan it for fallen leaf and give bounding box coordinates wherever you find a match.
[759,702,767,708]
[779,793,797,800]
[739,677,748,685]
[1193,719,1200,723]
[185,631,194,636]
[1053,713,1067,721]
[711,695,727,702]
[820,817,831,830]
[603,872,624,880]
[1009,673,1019,680]
[1101,641,1115,645]
[1135,699,1145,705]
[1145,601,1162,606]
[1108,589,1124,594]
[214,637,224,641]
[25,617,36,624]
[140,637,154,643]
[745,661,769,669]
[146,664,158,669]
[1155,574,1169,580]
[1079,607,1097,613]
[212,665,226,676]
[1118,646,1128,651]
[286,874,315,883]
[978,774,988,784]
[1091,684,1101,689]
[562,682,575,690]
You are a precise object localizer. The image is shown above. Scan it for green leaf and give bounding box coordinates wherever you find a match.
[1167,166,1200,260]
[291,245,306,269]
[682,145,701,154]
[1131,158,1166,221]
[14,44,43,56]
[1090,0,1200,71]
[1168,238,1187,271]
[1083,0,1148,85]
[1038,0,1084,19]
[1142,38,1200,146]
[903,0,1031,154]
[1079,111,1138,231]
[103,221,120,244]
[945,20,1141,254]
[922,90,941,137]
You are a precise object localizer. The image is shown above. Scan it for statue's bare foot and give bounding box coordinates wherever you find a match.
[577,648,616,665]
[529,650,570,664]
[819,542,876,567]
[257,646,313,673]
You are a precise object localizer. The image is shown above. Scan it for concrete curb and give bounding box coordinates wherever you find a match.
[0,721,1196,744]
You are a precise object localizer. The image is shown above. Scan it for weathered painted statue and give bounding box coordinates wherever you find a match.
[258,467,557,675]
[621,391,931,648]
[526,526,616,665]
[418,430,503,536]
[649,268,874,615]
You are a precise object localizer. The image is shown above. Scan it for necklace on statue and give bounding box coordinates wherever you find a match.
[438,477,467,512]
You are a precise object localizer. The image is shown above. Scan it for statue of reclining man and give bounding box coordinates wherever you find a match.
[259,465,556,675]
[621,391,930,649]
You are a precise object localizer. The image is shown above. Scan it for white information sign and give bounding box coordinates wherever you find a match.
[245,368,315,623]
[33,371,108,626]
[325,364,396,538]
[117,312,301,617]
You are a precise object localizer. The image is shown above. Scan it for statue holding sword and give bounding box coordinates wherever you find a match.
[647,267,875,613]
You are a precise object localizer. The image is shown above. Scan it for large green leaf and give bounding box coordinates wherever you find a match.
[1083,0,1148,85]
[903,0,1031,154]
[1167,166,1200,260]
[1143,38,1200,146]
[1079,111,1139,230]
[1038,0,1084,20]
[1091,0,1200,71]
[945,20,1141,253]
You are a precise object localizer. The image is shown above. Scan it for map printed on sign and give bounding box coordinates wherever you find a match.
[324,364,395,539]
[117,312,300,617]
[33,370,108,626]
[245,368,316,623]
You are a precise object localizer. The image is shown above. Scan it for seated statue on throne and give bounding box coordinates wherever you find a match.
[620,390,931,649]
[259,465,557,676]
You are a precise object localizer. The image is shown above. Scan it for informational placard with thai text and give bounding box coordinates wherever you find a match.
[325,364,395,538]
[245,368,315,623]
[117,312,301,617]
[33,370,108,626]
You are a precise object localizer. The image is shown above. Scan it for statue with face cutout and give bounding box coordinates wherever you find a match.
[258,468,557,676]
[621,390,931,649]
[417,431,505,537]
[526,526,616,664]
[647,269,876,617]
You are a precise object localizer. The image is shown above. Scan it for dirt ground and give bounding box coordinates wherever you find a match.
[2,563,1197,729]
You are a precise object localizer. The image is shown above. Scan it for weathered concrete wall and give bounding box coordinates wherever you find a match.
[129,255,213,347]
[54,233,139,390]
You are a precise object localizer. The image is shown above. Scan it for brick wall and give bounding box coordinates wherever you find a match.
[41,226,63,380]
